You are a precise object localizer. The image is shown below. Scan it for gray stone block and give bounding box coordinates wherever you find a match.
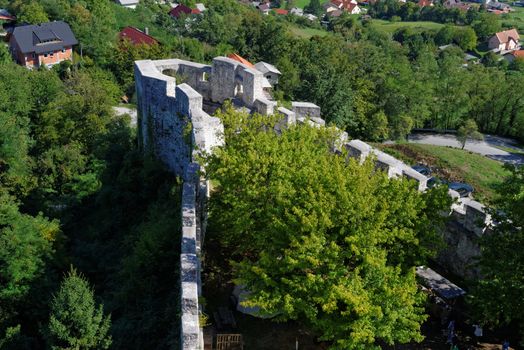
[291,101,321,119]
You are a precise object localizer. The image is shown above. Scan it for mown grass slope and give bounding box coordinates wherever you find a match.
[376,143,510,203]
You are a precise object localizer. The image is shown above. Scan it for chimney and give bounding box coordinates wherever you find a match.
[145,27,149,35]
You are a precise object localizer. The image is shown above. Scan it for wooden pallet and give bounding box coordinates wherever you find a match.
[216,334,243,350]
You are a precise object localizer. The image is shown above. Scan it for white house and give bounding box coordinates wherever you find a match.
[195,3,207,12]
[116,0,139,9]
[330,0,362,14]
[488,29,520,51]
[290,7,304,16]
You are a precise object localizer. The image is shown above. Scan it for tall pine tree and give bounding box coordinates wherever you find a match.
[44,268,111,350]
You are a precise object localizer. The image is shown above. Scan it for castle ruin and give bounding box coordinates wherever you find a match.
[134,56,491,350]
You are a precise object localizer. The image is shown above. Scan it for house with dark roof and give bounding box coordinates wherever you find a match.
[443,0,471,11]
[257,3,271,15]
[119,26,158,46]
[0,9,15,21]
[9,21,77,68]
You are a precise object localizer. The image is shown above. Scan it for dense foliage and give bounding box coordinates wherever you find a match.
[3,0,523,142]
[206,108,450,348]
[1,0,524,347]
[471,165,524,344]
[0,46,180,350]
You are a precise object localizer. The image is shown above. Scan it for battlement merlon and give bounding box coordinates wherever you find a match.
[134,59,224,180]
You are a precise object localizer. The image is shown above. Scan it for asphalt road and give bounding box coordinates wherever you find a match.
[407,133,524,166]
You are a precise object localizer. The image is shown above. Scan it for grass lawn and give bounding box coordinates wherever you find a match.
[281,0,330,8]
[493,144,524,155]
[289,25,331,38]
[500,6,524,32]
[375,143,510,203]
[112,3,178,46]
[370,19,446,33]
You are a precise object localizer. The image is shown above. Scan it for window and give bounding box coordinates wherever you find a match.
[44,53,48,57]
[62,49,66,53]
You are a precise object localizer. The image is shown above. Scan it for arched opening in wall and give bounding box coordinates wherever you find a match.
[234,83,243,98]
[202,72,209,82]
[163,69,178,79]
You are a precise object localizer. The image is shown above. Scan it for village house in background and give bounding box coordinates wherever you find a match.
[324,0,362,16]
[169,3,205,18]
[503,49,524,62]
[9,21,77,69]
[443,0,471,11]
[417,0,434,8]
[486,0,512,13]
[119,26,158,46]
[116,0,140,9]
[488,29,520,52]
[0,8,15,21]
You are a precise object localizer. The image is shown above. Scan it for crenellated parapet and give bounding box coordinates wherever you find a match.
[344,139,492,235]
[135,56,492,348]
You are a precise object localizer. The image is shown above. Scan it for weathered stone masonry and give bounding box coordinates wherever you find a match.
[135,56,491,349]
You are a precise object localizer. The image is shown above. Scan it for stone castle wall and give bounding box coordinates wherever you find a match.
[135,56,490,349]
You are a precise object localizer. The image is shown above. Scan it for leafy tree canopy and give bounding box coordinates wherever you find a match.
[457,119,483,149]
[0,193,59,314]
[471,165,524,343]
[206,107,450,348]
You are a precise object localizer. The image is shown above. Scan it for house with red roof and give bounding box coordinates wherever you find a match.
[504,49,524,62]
[119,26,158,46]
[329,0,362,14]
[169,4,201,19]
[417,0,434,7]
[488,29,520,51]
[274,9,289,15]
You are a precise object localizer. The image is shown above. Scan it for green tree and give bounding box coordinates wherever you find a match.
[391,114,414,140]
[44,268,112,350]
[457,119,483,149]
[470,165,524,343]
[17,1,49,24]
[111,40,167,97]
[435,25,456,46]
[305,0,323,16]
[206,108,450,349]
[481,51,499,67]
[0,44,10,64]
[0,193,59,316]
[472,13,501,41]
[453,27,477,51]
[367,110,389,141]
